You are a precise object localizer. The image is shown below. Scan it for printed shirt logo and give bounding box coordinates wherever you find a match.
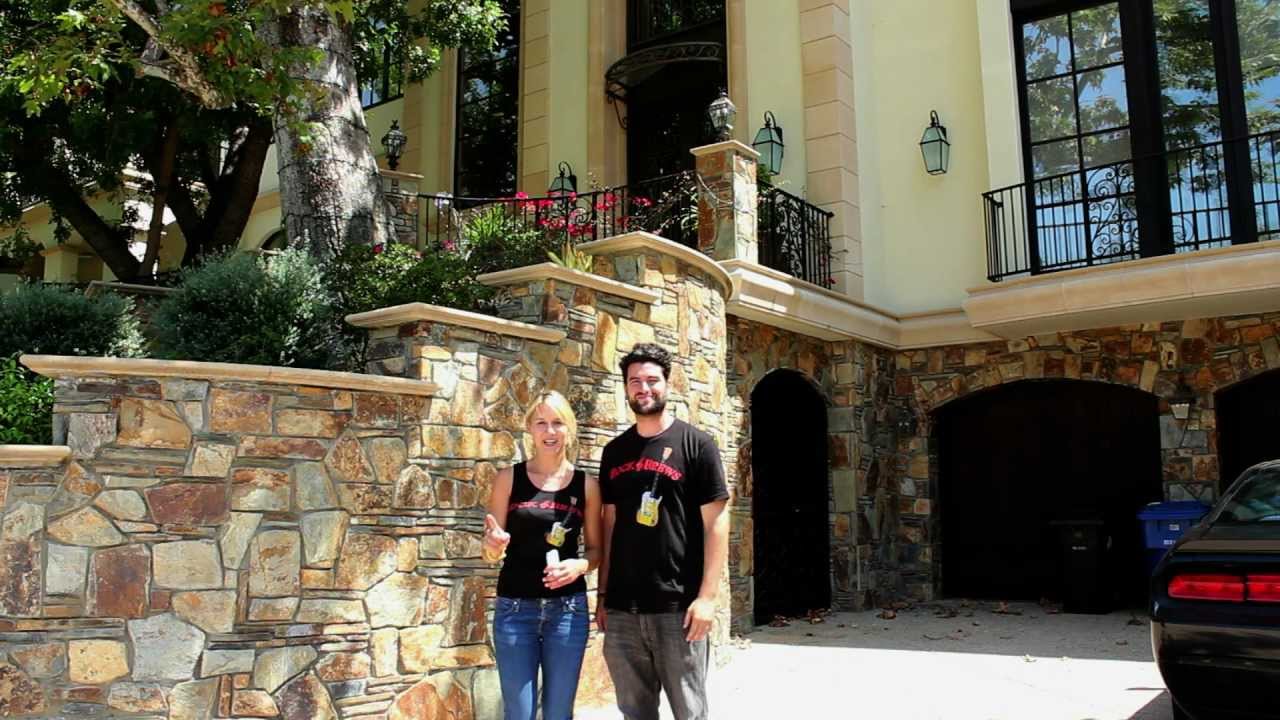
[609,457,683,482]
[509,499,585,518]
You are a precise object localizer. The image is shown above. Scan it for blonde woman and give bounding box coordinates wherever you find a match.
[483,390,602,720]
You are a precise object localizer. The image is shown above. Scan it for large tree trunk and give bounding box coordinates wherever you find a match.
[266,7,391,261]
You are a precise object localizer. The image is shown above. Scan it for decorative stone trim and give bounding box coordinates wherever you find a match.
[964,240,1280,338]
[578,231,734,298]
[477,263,662,304]
[20,355,439,397]
[723,261,1000,349]
[689,139,761,161]
[345,302,567,344]
[0,444,71,468]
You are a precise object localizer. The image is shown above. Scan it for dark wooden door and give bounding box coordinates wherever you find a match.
[750,371,830,625]
[937,380,1163,607]
[1216,370,1280,490]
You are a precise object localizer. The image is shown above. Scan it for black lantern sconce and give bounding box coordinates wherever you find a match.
[707,89,737,142]
[381,120,408,171]
[752,111,785,176]
[547,161,578,196]
[1169,375,1197,420]
[919,110,950,175]
[892,405,918,437]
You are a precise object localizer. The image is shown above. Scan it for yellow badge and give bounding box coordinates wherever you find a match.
[636,491,661,527]
[546,521,567,547]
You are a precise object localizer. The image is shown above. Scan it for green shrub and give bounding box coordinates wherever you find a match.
[0,283,145,359]
[463,205,558,276]
[151,248,338,368]
[0,354,54,444]
[325,242,494,319]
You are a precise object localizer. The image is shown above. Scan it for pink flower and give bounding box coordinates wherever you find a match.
[632,196,653,208]
[537,199,555,210]
[514,191,529,200]
[372,244,384,255]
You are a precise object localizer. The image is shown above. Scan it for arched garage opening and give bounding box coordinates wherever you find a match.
[1217,369,1280,491]
[935,380,1163,608]
[750,370,830,624]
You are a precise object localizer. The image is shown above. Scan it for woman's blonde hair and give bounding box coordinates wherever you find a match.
[522,390,579,461]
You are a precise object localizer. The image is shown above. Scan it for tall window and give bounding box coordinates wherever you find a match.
[360,34,404,108]
[1013,0,1280,273]
[454,0,520,198]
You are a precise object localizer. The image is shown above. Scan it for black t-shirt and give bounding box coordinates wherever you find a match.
[600,419,729,613]
[496,463,588,599]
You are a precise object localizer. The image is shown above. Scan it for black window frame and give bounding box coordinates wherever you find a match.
[1010,0,1268,271]
[452,0,521,199]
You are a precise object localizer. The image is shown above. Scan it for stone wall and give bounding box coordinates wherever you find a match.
[0,361,504,719]
[882,312,1280,600]
[722,319,890,630]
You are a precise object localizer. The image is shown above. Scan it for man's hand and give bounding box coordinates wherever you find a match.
[482,513,510,562]
[596,604,607,633]
[683,598,715,642]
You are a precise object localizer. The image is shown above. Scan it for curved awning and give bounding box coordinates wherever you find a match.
[605,41,725,104]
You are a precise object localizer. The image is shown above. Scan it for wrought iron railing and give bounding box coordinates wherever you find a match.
[422,171,698,251]
[758,182,834,288]
[983,129,1280,281]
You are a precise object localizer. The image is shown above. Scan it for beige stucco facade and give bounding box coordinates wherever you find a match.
[7,1,1280,343]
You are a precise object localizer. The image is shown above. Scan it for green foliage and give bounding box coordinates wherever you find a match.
[547,239,593,272]
[326,242,494,319]
[0,283,144,359]
[151,247,338,368]
[0,355,54,445]
[462,205,557,275]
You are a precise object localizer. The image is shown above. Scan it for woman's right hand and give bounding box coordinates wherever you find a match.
[482,513,510,562]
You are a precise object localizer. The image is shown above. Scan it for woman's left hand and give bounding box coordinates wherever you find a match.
[543,559,587,589]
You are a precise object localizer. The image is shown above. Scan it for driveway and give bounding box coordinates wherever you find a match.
[580,601,1173,719]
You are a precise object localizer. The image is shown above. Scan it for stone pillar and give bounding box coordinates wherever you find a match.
[691,140,760,264]
[41,243,81,283]
[380,170,422,247]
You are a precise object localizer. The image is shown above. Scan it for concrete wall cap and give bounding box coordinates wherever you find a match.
[20,355,439,397]
[475,263,662,304]
[0,445,71,468]
[689,139,761,160]
[577,231,734,298]
[345,302,567,344]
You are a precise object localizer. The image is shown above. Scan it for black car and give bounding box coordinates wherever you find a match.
[1150,460,1280,720]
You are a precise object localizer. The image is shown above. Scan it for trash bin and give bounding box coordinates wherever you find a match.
[1050,516,1110,614]
[1137,501,1211,576]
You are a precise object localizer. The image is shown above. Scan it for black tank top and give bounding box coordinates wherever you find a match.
[496,463,588,598]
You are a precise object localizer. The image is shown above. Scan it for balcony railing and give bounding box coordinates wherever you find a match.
[422,174,835,286]
[983,130,1280,282]
[422,171,698,252]
[758,182,834,288]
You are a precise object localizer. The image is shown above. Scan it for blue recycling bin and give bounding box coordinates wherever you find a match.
[1138,501,1211,575]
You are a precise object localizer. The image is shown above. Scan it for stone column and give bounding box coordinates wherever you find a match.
[691,140,760,264]
[380,170,422,247]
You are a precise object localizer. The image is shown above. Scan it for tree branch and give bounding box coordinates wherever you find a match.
[106,0,233,108]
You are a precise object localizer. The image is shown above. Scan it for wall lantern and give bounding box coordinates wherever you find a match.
[707,89,737,142]
[752,111,785,176]
[548,161,578,196]
[919,110,950,175]
[381,120,408,171]
[1169,376,1197,420]
[892,405,918,437]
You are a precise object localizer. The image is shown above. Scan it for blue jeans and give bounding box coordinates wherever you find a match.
[493,593,589,720]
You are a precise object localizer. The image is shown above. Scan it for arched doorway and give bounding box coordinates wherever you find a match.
[935,380,1162,608]
[750,370,830,624]
[1216,369,1280,490]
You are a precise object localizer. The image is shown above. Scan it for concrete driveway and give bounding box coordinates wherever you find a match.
[580,601,1174,720]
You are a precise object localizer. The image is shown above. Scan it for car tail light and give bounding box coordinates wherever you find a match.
[1246,574,1280,603]
[1168,573,1246,601]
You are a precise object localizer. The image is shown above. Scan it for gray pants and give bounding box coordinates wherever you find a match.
[602,611,709,720]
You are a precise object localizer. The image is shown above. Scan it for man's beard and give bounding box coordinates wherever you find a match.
[628,393,667,417]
